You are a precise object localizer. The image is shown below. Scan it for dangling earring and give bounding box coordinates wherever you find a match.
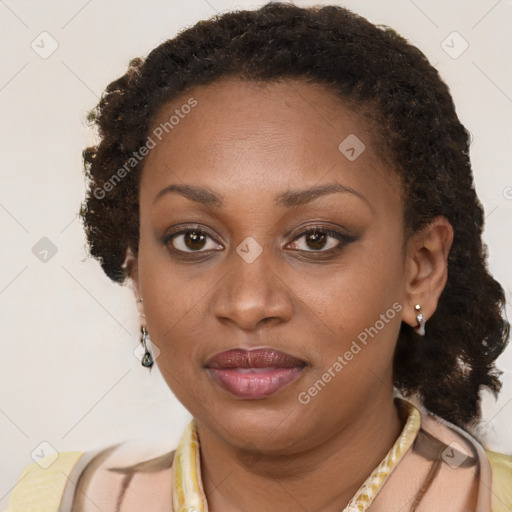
[414,304,426,336]
[140,325,154,368]
[137,297,153,367]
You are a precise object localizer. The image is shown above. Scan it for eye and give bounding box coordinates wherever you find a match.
[165,227,223,253]
[287,227,352,253]
[163,224,356,257]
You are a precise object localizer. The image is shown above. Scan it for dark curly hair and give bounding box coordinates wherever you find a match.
[79,1,509,430]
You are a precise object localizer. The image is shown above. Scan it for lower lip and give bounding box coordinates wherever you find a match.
[207,367,305,399]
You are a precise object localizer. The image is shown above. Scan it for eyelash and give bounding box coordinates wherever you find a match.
[162,224,357,259]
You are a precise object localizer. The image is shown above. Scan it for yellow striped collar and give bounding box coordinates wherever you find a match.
[171,399,421,512]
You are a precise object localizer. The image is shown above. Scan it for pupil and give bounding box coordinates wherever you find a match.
[185,231,205,250]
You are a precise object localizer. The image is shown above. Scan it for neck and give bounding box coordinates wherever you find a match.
[196,392,404,512]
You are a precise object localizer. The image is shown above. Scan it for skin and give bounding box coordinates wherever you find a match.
[126,78,453,512]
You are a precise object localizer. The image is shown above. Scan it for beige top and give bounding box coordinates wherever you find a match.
[8,398,512,511]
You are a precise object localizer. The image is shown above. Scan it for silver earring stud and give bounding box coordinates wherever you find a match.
[414,304,426,336]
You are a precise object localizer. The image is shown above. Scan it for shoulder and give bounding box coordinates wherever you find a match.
[7,442,176,512]
[74,440,175,512]
[405,398,498,510]
[8,449,99,512]
[485,449,512,512]
[419,412,512,512]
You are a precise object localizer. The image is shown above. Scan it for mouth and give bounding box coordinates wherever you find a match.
[204,347,307,399]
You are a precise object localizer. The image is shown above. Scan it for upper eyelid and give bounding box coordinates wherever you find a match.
[166,224,351,249]
[167,224,345,239]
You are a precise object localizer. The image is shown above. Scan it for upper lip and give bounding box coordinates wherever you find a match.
[205,348,307,369]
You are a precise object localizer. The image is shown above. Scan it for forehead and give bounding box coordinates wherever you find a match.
[140,78,401,208]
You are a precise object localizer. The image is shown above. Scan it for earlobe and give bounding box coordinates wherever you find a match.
[402,217,454,331]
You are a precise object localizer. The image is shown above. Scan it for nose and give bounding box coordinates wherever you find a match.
[211,244,294,331]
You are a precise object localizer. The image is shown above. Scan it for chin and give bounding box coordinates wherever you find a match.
[199,396,316,453]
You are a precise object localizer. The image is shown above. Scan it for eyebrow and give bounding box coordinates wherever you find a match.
[153,182,368,208]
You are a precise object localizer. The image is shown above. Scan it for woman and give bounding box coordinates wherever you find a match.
[8,2,511,511]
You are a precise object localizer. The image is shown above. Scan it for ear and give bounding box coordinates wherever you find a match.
[401,216,454,329]
[123,246,146,328]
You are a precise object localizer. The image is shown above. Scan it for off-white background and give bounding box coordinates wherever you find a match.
[1,0,511,506]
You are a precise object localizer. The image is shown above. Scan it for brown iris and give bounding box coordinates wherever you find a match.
[184,231,207,251]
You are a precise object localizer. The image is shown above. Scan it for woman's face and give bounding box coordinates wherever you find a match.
[134,78,410,453]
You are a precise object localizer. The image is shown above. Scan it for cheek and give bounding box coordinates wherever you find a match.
[300,237,405,370]
[138,226,201,329]
[136,239,202,370]
[306,237,404,324]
